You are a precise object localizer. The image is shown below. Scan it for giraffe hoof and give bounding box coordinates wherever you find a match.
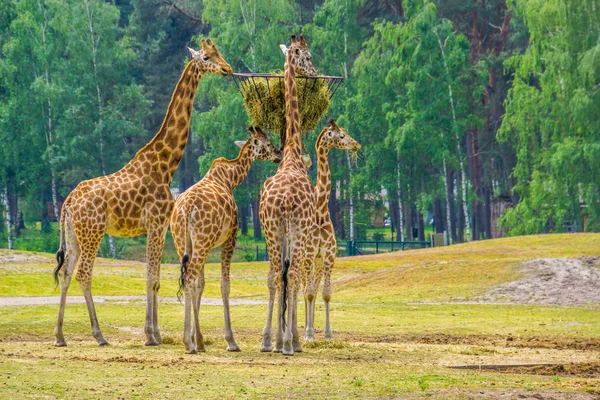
[227,344,241,352]
[260,344,272,352]
[53,341,67,347]
[187,349,198,355]
[98,340,109,347]
[293,344,302,353]
[324,333,333,340]
[282,348,294,356]
[145,339,160,346]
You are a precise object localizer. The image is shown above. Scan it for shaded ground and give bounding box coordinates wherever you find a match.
[0,295,266,307]
[475,257,600,306]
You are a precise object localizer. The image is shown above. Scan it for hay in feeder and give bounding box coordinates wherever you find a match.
[242,72,330,132]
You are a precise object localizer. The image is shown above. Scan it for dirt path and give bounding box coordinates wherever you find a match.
[474,256,600,306]
[0,295,266,307]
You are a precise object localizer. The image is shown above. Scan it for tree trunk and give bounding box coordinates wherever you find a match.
[251,198,261,241]
[396,158,405,242]
[240,202,249,236]
[346,152,355,241]
[418,210,425,242]
[434,197,444,234]
[328,182,339,234]
[447,169,457,243]
[3,184,13,250]
[389,199,399,242]
[457,173,465,243]
[404,200,413,242]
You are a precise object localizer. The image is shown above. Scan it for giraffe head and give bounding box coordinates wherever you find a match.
[317,119,361,152]
[235,127,282,163]
[279,35,317,76]
[188,39,232,76]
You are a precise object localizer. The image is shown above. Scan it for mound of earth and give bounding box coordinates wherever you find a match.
[476,257,600,306]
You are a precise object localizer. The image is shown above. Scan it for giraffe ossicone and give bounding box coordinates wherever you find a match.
[170,127,280,354]
[52,39,231,348]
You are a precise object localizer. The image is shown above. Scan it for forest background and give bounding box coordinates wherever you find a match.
[0,0,598,260]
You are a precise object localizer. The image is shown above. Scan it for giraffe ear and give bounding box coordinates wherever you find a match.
[188,47,200,59]
[328,119,339,130]
[279,44,288,55]
[300,35,307,47]
[234,140,247,149]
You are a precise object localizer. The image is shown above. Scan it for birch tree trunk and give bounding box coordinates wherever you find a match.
[37,0,60,221]
[84,0,117,259]
[346,152,354,241]
[434,29,471,242]
[3,185,13,250]
[396,158,405,242]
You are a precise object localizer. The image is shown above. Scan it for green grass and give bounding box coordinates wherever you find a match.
[0,233,599,398]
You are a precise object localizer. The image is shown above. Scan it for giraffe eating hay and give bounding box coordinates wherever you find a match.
[259,35,317,356]
[52,39,232,347]
[303,119,360,341]
[170,127,281,354]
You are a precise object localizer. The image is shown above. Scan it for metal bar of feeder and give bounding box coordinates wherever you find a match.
[250,76,263,106]
[232,74,241,93]
[330,79,343,99]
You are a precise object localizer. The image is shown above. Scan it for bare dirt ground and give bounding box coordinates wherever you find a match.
[425,389,600,400]
[475,257,600,306]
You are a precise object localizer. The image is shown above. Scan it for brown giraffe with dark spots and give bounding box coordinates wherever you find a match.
[170,127,281,354]
[302,119,360,341]
[259,35,317,355]
[52,39,232,347]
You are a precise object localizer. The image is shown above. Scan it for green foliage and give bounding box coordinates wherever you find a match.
[498,0,600,234]
[0,0,597,255]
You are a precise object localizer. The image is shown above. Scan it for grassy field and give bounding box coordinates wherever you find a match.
[0,233,599,399]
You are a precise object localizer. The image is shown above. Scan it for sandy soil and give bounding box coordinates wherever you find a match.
[475,257,600,306]
[424,389,600,400]
[0,295,267,307]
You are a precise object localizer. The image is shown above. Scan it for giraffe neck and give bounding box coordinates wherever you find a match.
[315,142,332,216]
[129,60,202,184]
[204,145,254,191]
[280,50,304,171]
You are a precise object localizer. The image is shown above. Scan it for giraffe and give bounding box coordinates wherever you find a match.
[259,35,317,356]
[52,39,232,347]
[302,119,360,341]
[170,127,281,354]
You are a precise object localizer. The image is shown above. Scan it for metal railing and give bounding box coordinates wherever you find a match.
[346,240,431,256]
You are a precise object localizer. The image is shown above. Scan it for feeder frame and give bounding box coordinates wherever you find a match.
[231,72,344,150]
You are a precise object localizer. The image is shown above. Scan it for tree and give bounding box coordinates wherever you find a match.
[498,0,600,234]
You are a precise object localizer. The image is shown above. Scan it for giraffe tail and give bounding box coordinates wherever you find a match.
[53,204,68,287]
[281,216,292,329]
[177,209,193,302]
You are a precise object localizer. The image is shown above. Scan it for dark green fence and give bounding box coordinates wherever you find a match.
[346,240,431,256]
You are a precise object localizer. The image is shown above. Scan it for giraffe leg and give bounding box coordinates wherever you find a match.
[76,233,107,346]
[303,234,318,342]
[304,255,321,342]
[221,232,240,352]
[54,219,80,347]
[183,284,196,353]
[261,236,282,352]
[145,222,168,346]
[193,271,206,352]
[321,245,335,340]
[283,236,304,356]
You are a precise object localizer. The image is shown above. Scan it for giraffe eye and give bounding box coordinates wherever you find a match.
[202,55,209,61]
[340,134,345,139]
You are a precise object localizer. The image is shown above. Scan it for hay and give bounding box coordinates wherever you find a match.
[242,73,330,132]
